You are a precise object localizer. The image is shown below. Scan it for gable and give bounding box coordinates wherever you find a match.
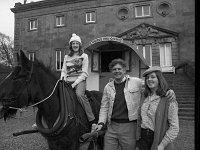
[117,23,178,39]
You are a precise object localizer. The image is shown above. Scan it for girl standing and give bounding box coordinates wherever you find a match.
[137,66,179,150]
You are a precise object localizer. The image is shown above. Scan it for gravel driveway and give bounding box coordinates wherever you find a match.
[0,107,194,150]
[0,107,48,150]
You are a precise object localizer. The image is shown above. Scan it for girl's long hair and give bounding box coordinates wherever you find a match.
[68,42,83,57]
[144,71,169,98]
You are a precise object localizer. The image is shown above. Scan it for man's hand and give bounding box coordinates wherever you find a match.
[95,124,103,131]
[166,89,176,101]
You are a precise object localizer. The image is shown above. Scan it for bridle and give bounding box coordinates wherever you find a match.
[5,63,60,112]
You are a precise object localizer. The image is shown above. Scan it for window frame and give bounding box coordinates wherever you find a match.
[55,15,65,27]
[28,51,36,61]
[137,44,152,67]
[29,18,38,31]
[159,43,172,67]
[56,50,65,71]
[134,4,152,18]
[85,11,96,24]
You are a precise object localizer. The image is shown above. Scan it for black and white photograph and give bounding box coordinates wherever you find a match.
[0,0,195,150]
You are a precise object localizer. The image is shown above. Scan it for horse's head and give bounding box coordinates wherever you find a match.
[0,50,33,120]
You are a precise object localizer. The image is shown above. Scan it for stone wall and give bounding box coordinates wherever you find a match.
[11,0,195,67]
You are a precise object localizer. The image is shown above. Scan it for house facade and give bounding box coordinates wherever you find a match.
[11,0,195,91]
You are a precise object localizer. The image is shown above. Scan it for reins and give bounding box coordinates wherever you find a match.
[8,79,60,111]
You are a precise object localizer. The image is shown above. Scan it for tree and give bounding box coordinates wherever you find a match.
[0,32,14,67]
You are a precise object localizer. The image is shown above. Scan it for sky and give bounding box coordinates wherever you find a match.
[0,0,41,39]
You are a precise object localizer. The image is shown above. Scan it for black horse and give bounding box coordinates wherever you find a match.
[0,50,104,150]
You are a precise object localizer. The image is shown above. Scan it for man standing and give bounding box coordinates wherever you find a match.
[95,58,175,150]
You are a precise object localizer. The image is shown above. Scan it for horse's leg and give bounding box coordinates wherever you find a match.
[47,139,67,150]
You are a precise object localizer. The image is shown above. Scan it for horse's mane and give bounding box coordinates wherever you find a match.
[34,60,58,80]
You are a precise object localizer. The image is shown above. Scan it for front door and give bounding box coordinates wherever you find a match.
[99,51,123,92]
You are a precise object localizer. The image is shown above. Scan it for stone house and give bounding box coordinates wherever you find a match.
[10,0,195,91]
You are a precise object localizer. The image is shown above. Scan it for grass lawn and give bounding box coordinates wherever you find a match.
[0,108,195,150]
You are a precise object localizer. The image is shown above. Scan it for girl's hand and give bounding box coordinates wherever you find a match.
[71,83,76,88]
[158,143,165,150]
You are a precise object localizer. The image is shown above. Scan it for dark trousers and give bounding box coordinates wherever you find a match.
[138,128,154,150]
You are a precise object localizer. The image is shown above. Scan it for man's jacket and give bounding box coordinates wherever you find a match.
[98,75,143,124]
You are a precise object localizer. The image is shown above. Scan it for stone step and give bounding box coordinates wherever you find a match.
[174,88,195,90]
[178,108,194,112]
[175,91,195,94]
[177,97,194,100]
[178,101,194,103]
[179,115,194,120]
[178,104,194,108]
[173,89,194,92]
[168,82,193,84]
[178,100,195,103]
[178,111,194,117]
[164,73,195,121]
[174,88,194,91]
[176,96,194,99]
[177,97,195,99]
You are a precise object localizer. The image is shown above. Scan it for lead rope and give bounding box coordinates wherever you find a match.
[9,80,61,112]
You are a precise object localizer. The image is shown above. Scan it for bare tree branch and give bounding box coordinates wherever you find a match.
[0,32,14,67]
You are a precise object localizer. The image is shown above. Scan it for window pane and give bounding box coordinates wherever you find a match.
[145,45,151,66]
[56,51,63,70]
[28,53,36,61]
[57,51,60,69]
[143,5,150,16]
[160,44,165,66]
[35,20,38,28]
[165,44,172,66]
[124,51,130,71]
[33,53,36,61]
[56,17,59,25]
[136,6,142,17]
[30,21,34,29]
[61,17,64,25]
[137,45,143,55]
[56,16,64,26]
[30,20,37,29]
[60,16,64,25]
[86,13,90,22]
[91,12,95,22]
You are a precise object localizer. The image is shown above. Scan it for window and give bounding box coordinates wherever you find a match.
[135,5,151,17]
[86,11,96,23]
[28,52,36,61]
[56,15,65,27]
[159,43,172,66]
[56,50,64,71]
[29,19,38,30]
[137,44,152,66]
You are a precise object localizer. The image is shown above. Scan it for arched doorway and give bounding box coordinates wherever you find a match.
[84,37,148,92]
